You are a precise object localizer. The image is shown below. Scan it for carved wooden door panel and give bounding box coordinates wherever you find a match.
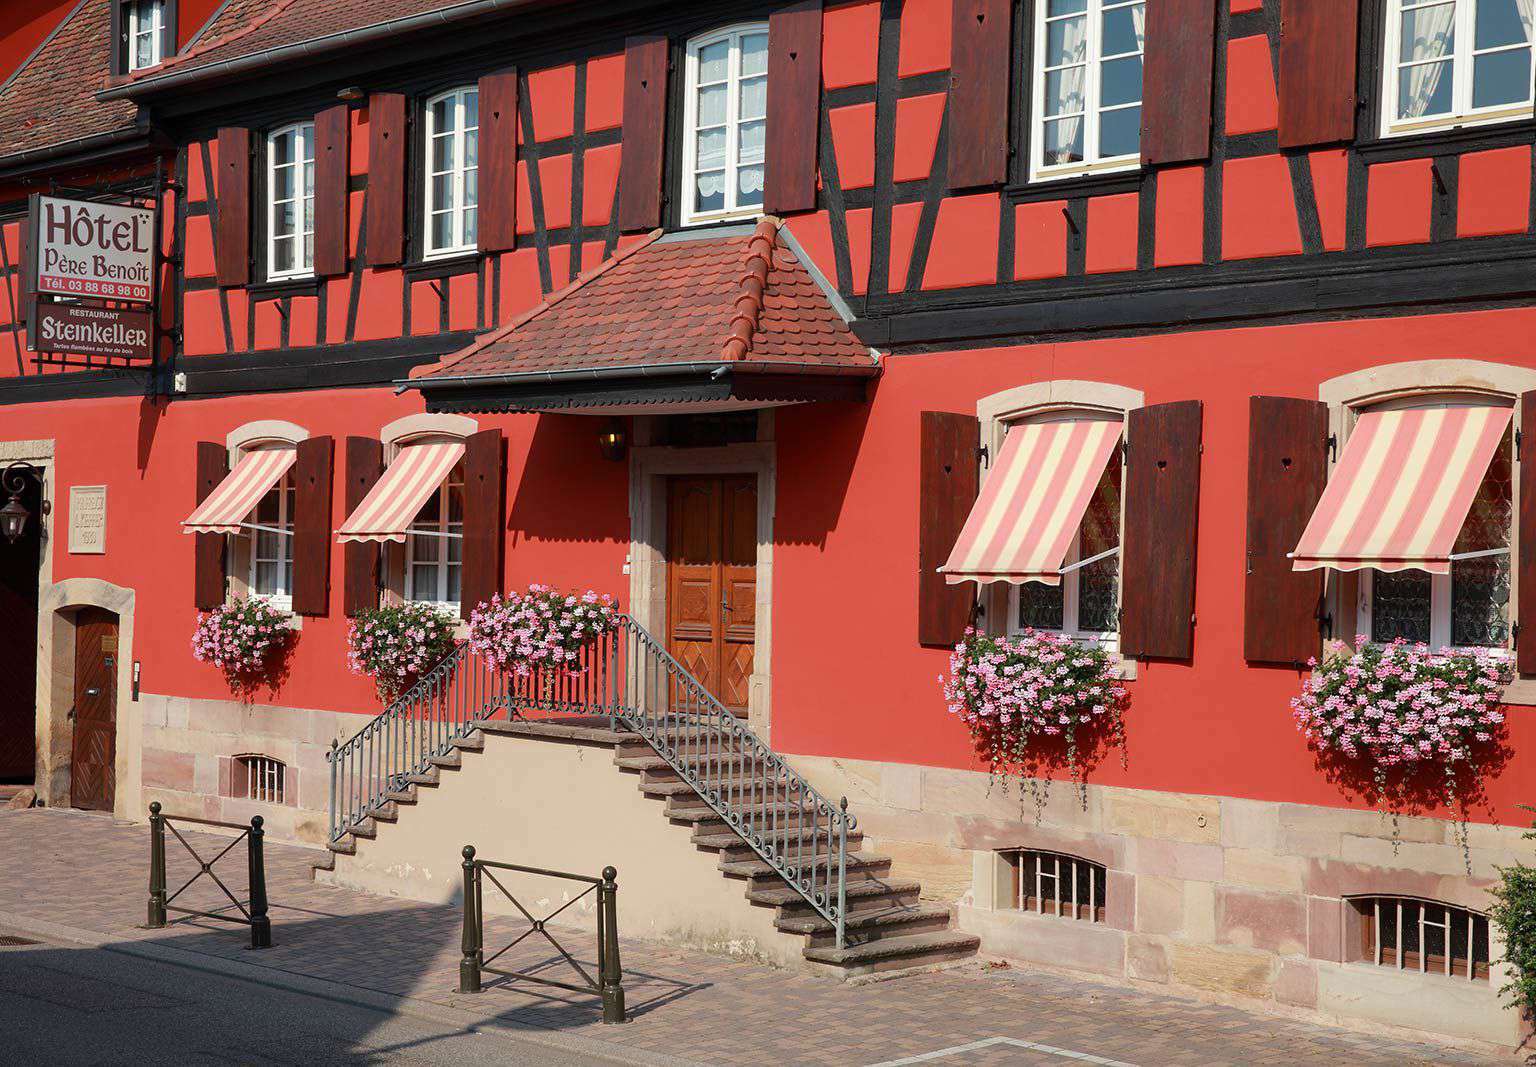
[666,475,756,716]
[69,609,118,812]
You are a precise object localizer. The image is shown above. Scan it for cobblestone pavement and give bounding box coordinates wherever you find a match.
[0,808,1505,1066]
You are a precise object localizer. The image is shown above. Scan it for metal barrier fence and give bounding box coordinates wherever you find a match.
[146,802,271,949]
[457,845,626,1024]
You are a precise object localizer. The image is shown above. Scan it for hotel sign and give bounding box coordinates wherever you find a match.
[34,304,154,361]
[31,194,155,304]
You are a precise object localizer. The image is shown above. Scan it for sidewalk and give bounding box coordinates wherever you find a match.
[0,807,1504,1066]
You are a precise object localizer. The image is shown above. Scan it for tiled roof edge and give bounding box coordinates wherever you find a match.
[144,0,304,77]
[722,215,781,361]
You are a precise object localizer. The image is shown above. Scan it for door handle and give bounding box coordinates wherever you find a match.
[85,687,101,697]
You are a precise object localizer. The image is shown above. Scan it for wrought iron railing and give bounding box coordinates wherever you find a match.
[328,614,854,947]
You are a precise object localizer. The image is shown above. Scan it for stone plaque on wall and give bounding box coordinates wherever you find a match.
[68,485,106,554]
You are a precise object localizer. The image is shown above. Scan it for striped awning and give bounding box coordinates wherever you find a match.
[941,418,1122,586]
[336,440,465,544]
[1292,404,1513,574]
[182,447,296,535]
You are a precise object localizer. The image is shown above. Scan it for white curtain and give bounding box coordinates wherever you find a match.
[1400,3,1456,118]
[1047,17,1088,163]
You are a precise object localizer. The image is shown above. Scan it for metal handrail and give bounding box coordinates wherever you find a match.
[326,613,854,948]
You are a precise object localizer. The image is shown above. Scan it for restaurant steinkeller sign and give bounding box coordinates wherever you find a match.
[32,195,154,303]
[34,304,154,361]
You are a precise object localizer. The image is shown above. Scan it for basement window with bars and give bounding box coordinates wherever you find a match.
[234,754,286,804]
[1353,896,1491,979]
[1001,849,1107,922]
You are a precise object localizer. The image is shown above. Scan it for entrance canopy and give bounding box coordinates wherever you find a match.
[336,440,465,544]
[404,217,878,413]
[182,446,296,535]
[1291,404,1512,574]
[941,418,1122,586]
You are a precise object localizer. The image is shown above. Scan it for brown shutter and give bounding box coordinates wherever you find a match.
[478,69,520,253]
[764,0,823,215]
[1140,0,1217,165]
[1519,392,1536,675]
[366,93,408,267]
[314,106,351,278]
[343,437,383,617]
[948,0,1013,188]
[1244,397,1328,664]
[1120,401,1203,660]
[215,127,251,287]
[292,436,334,617]
[109,1,125,77]
[617,34,671,232]
[919,411,980,647]
[18,199,35,330]
[194,442,229,611]
[1278,0,1360,148]
[459,429,505,620]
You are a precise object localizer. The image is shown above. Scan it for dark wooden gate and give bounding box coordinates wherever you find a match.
[0,475,42,781]
[70,608,119,811]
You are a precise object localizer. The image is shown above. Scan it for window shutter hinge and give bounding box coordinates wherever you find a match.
[1327,433,1338,462]
[976,444,990,465]
[1514,622,1520,649]
[1516,428,1523,460]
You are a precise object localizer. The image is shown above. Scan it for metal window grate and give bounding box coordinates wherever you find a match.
[1355,896,1489,981]
[1003,849,1107,923]
[236,755,285,805]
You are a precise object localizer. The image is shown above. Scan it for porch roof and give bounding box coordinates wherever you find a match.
[404,217,879,413]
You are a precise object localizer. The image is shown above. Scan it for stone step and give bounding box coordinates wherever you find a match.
[692,828,865,856]
[368,803,398,824]
[776,901,955,939]
[801,930,981,976]
[384,788,418,805]
[748,877,921,910]
[450,734,485,752]
[477,717,627,746]
[326,836,357,855]
[721,853,890,883]
[310,853,335,874]
[427,752,462,770]
[403,771,440,786]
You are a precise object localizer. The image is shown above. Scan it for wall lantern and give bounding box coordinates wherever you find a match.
[0,461,47,545]
[598,418,628,462]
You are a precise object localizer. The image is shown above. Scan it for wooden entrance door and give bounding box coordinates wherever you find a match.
[666,475,757,714]
[69,609,119,811]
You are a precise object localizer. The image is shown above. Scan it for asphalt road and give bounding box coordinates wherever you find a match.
[0,928,631,1066]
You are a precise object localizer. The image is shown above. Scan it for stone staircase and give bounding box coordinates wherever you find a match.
[314,716,979,979]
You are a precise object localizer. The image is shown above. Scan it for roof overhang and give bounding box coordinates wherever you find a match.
[402,360,879,415]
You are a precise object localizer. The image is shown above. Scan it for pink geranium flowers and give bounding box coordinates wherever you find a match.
[467,584,617,678]
[347,603,460,702]
[191,596,293,687]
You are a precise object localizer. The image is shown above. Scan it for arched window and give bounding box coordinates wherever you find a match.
[1000,849,1107,922]
[405,462,465,609]
[1351,895,1490,979]
[266,121,316,280]
[681,24,769,226]
[423,87,480,257]
[248,467,297,607]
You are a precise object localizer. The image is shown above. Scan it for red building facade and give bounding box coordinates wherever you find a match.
[2,0,1535,1050]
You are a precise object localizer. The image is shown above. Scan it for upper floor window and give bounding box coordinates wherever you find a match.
[1031,0,1145,181]
[266,122,315,280]
[249,473,296,607]
[682,25,769,226]
[406,464,464,609]
[125,0,166,71]
[1383,0,1534,136]
[424,87,480,258]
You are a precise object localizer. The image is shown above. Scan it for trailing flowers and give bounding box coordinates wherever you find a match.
[467,584,618,678]
[347,603,459,703]
[1291,636,1510,866]
[191,596,294,689]
[942,627,1127,819]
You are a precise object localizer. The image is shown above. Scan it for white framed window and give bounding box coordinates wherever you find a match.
[1031,0,1145,181]
[424,87,480,258]
[248,473,296,608]
[125,0,166,72]
[1008,426,1124,649]
[1382,0,1535,136]
[682,24,769,226]
[1356,406,1513,651]
[266,122,315,280]
[406,465,464,609]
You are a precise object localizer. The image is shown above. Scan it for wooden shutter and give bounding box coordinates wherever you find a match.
[161,2,178,63]
[1278,0,1360,148]
[343,437,383,617]
[764,0,823,214]
[1120,401,1203,660]
[214,128,251,287]
[948,0,1013,188]
[1519,392,1536,675]
[1244,397,1328,664]
[366,93,408,267]
[292,436,334,617]
[460,429,505,621]
[194,442,228,611]
[617,35,671,232]
[478,69,520,253]
[314,105,351,278]
[109,1,125,77]
[1141,0,1217,165]
[919,411,980,647]
[18,201,35,330]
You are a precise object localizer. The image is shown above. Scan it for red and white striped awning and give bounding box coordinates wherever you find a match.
[1292,404,1513,574]
[941,418,1122,586]
[336,440,465,544]
[182,447,296,535]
